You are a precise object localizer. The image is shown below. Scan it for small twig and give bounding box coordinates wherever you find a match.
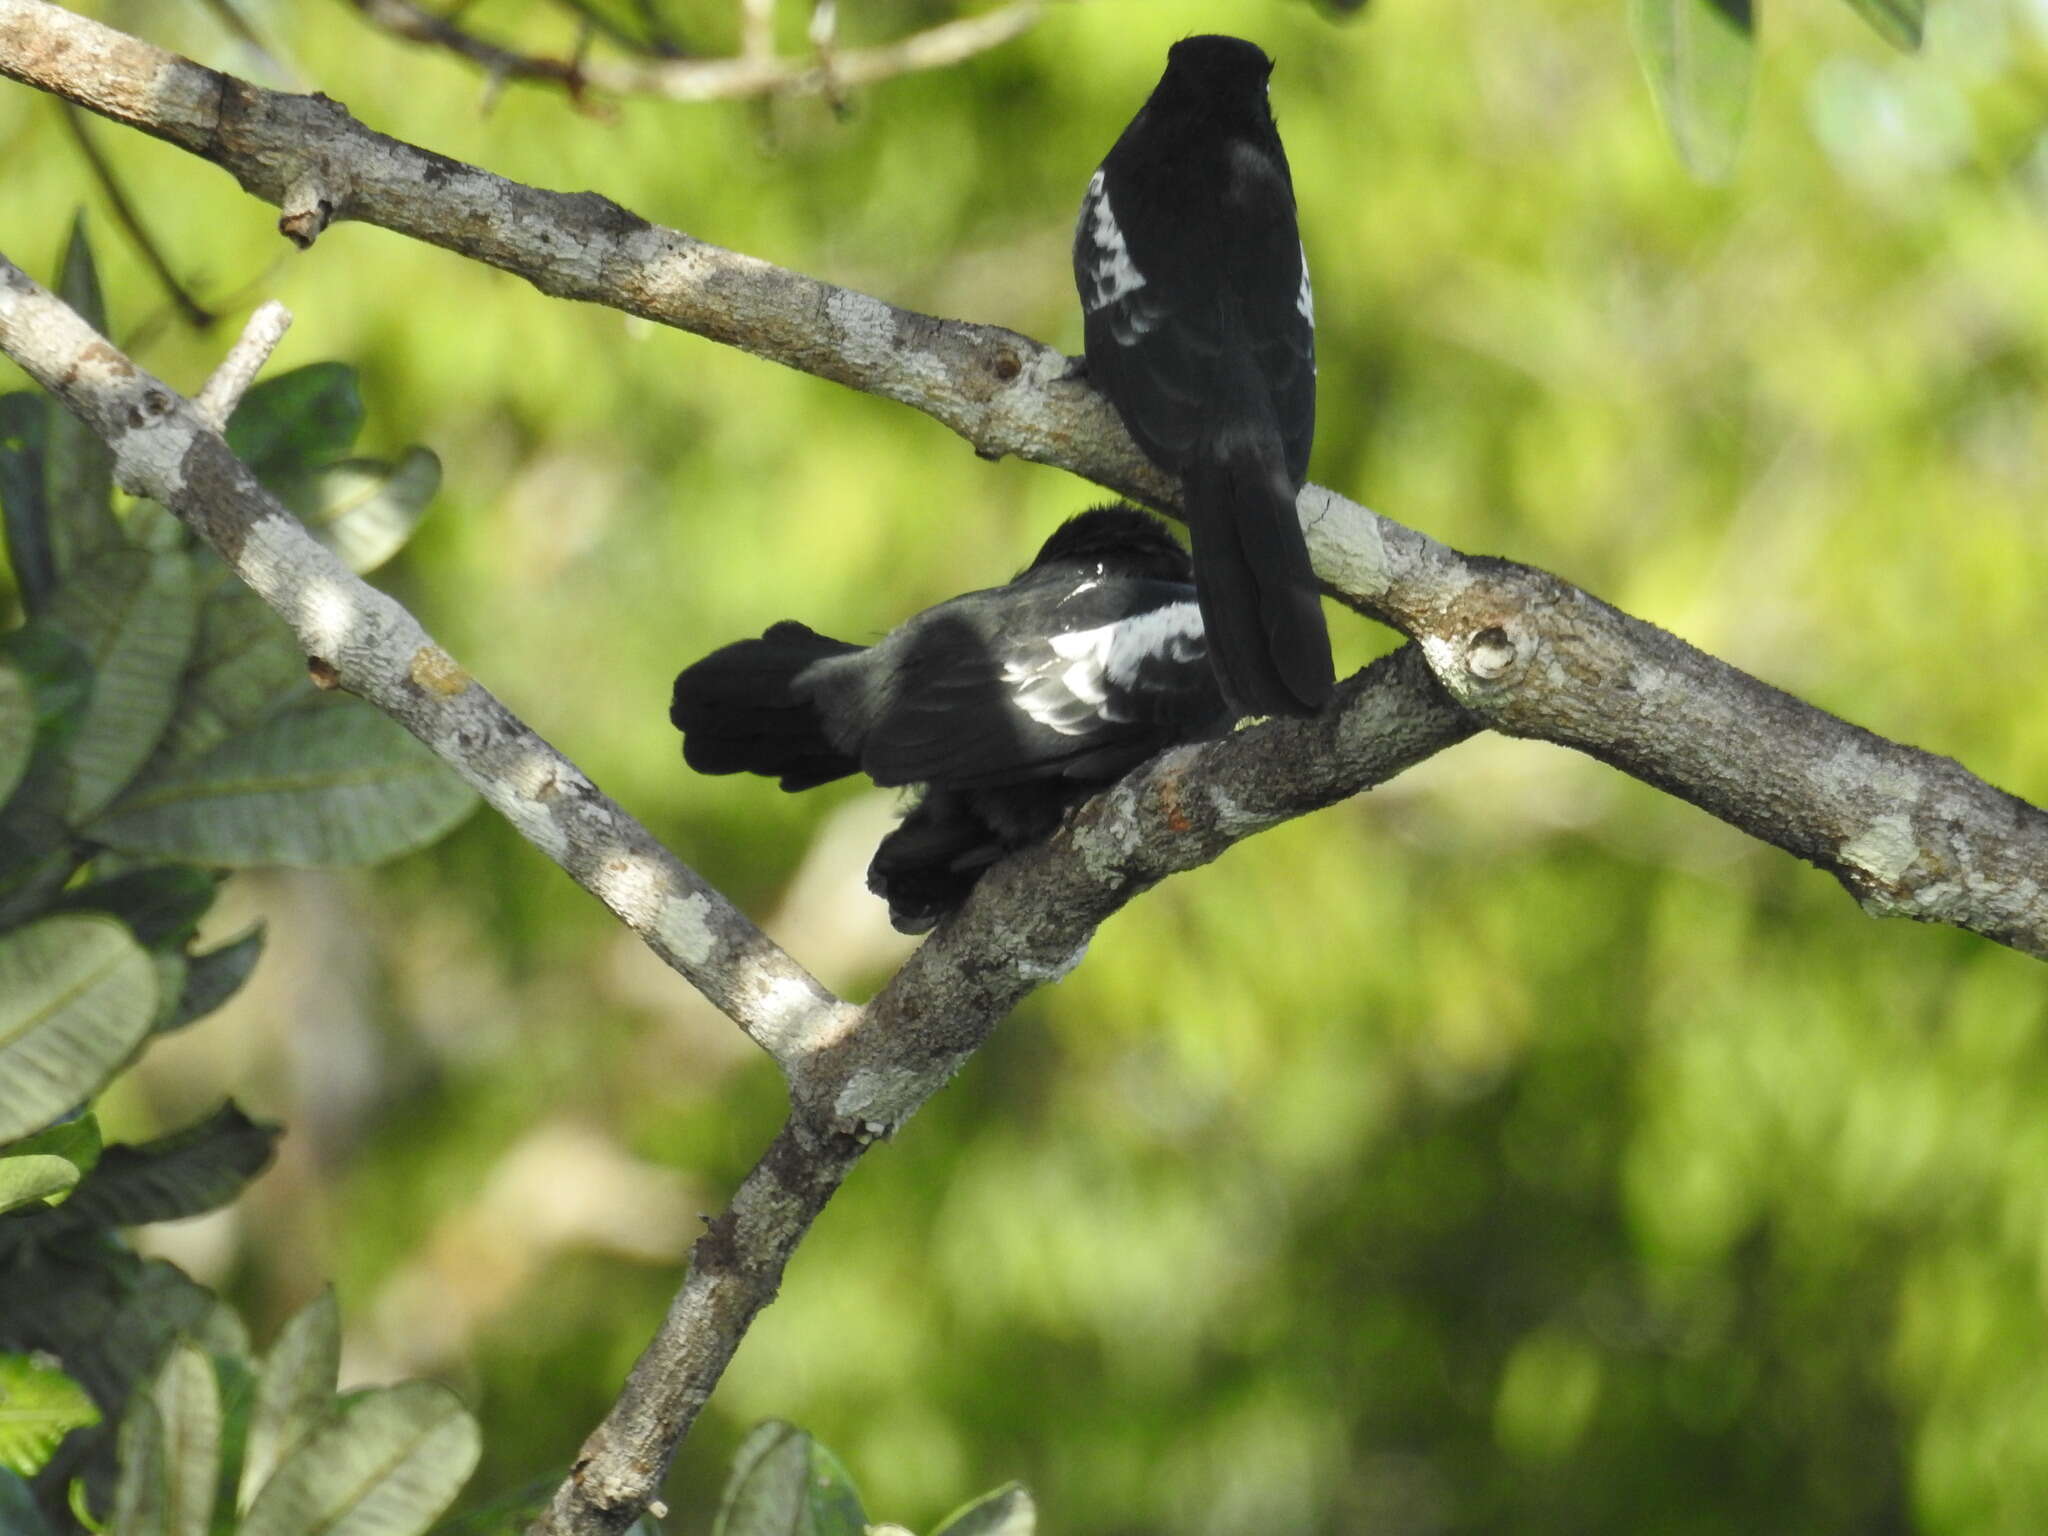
[193,299,290,430]
[544,0,646,53]
[341,0,1049,104]
[57,103,215,330]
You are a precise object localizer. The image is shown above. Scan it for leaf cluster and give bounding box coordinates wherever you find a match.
[0,221,480,1535]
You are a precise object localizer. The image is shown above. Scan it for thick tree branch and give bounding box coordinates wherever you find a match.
[0,255,856,1071]
[8,7,2048,1532]
[0,253,1478,1536]
[4,0,2040,961]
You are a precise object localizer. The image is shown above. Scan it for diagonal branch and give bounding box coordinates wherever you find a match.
[0,248,1479,1536]
[2,0,2041,959]
[0,253,856,1073]
[8,5,2048,1531]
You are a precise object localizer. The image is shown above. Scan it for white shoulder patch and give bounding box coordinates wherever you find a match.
[1078,169,1148,314]
[1296,242,1314,327]
[1002,602,1206,736]
[1103,602,1204,687]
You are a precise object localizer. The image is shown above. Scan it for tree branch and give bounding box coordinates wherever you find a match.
[0,252,1477,1534]
[8,4,2048,1530]
[3,0,2040,959]
[342,0,1050,106]
[0,255,856,1072]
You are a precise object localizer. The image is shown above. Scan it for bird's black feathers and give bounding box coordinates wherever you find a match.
[670,505,1228,933]
[1075,34,1333,718]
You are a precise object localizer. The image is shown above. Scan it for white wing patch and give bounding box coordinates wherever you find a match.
[1296,242,1314,326]
[1004,602,1206,736]
[1078,169,1149,314]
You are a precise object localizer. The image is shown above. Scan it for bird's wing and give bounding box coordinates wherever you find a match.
[858,586,1217,790]
[1076,162,1314,475]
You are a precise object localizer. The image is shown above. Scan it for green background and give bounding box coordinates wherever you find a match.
[6,0,2048,1529]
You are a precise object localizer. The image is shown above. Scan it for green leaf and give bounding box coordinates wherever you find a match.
[150,1343,220,1536]
[0,658,33,810]
[273,449,441,575]
[61,1103,279,1229]
[150,584,310,771]
[0,1354,100,1477]
[4,1112,102,1176]
[0,392,55,615]
[161,923,265,1033]
[1843,0,1922,50]
[1630,0,1753,183]
[929,1484,1036,1536]
[0,1468,59,1536]
[112,1392,169,1536]
[0,915,156,1144]
[44,547,203,821]
[713,1423,867,1536]
[226,364,364,481]
[0,628,95,924]
[44,217,125,584]
[92,696,476,868]
[0,1154,81,1215]
[0,621,94,745]
[238,1289,339,1515]
[55,213,109,337]
[239,1381,480,1536]
[54,866,221,951]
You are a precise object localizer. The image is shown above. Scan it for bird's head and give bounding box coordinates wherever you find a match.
[1161,34,1275,101]
[1027,504,1193,584]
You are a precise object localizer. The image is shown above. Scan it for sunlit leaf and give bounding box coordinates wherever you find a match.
[3,1111,102,1177]
[0,1354,100,1478]
[0,1154,80,1215]
[239,1289,339,1515]
[91,695,477,868]
[150,1343,220,1536]
[226,364,364,481]
[1630,0,1753,182]
[0,915,156,1144]
[44,547,203,821]
[239,1381,480,1536]
[273,449,441,575]
[929,1484,1036,1536]
[161,923,265,1033]
[713,1423,867,1536]
[1843,0,1922,50]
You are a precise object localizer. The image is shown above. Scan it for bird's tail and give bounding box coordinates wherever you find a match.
[670,621,864,792]
[1182,444,1334,718]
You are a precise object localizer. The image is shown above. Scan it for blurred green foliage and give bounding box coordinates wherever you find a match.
[6,0,2048,1531]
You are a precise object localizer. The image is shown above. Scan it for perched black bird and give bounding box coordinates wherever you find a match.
[670,505,1228,933]
[1074,34,1332,719]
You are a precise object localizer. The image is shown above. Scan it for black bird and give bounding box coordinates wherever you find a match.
[1074,34,1332,719]
[670,505,1228,933]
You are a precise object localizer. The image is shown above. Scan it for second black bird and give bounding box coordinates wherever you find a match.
[670,505,1228,933]
[1074,34,1333,719]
